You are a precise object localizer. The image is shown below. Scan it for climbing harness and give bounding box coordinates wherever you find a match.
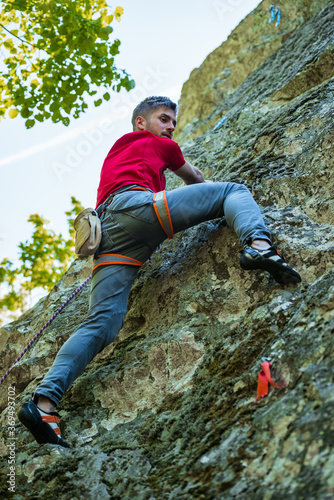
[0,276,92,386]
[255,357,285,402]
[74,185,149,257]
[269,5,281,27]
[93,188,174,273]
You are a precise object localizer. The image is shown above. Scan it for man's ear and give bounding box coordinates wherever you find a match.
[135,115,146,131]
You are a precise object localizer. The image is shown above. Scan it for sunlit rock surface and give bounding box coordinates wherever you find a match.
[0,1,333,498]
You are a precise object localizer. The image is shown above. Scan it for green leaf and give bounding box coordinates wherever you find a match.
[4,39,14,50]
[49,102,59,112]
[21,108,32,118]
[25,118,35,128]
[94,98,102,107]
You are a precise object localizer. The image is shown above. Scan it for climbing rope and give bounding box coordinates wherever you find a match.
[0,275,92,386]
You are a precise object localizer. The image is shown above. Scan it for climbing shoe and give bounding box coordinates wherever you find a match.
[18,395,70,448]
[240,245,301,284]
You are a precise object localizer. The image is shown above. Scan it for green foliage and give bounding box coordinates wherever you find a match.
[0,1,135,128]
[0,197,84,318]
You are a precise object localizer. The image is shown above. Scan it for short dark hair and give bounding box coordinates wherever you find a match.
[131,96,177,130]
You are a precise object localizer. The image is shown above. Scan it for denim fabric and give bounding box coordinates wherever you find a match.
[36,182,271,405]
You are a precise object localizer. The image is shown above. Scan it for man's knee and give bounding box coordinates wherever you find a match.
[229,182,250,193]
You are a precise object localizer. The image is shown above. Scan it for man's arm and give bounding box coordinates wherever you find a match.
[173,160,205,185]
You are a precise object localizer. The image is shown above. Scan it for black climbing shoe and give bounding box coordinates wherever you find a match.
[18,395,70,448]
[240,246,301,284]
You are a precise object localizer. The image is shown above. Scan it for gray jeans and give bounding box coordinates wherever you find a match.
[36,182,271,405]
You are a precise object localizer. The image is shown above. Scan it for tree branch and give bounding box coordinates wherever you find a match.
[0,22,36,48]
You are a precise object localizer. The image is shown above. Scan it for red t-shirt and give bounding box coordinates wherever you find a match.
[96,131,185,207]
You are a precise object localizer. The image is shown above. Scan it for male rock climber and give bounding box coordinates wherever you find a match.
[18,96,301,448]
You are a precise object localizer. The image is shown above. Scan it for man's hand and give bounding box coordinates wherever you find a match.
[174,161,205,185]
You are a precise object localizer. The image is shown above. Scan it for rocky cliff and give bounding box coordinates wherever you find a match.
[1,1,334,499]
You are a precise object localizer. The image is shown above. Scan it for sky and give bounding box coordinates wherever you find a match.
[0,0,261,269]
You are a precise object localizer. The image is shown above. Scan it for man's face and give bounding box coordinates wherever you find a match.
[136,106,177,139]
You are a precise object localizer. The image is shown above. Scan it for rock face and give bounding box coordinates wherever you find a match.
[174,0,333,144]
[1,2,334,499]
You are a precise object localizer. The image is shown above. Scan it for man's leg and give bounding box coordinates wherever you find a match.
[18,264,139,446]
[166,182,301,284]
[166,182,271,245]
[36,264,139,405]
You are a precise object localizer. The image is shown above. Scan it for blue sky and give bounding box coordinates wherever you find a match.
[0,0,261,266]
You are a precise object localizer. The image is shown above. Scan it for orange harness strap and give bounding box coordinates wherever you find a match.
[41,415,60,424]
[93,253,143,273]
[41,415,61,435]
[152,190,174,239]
